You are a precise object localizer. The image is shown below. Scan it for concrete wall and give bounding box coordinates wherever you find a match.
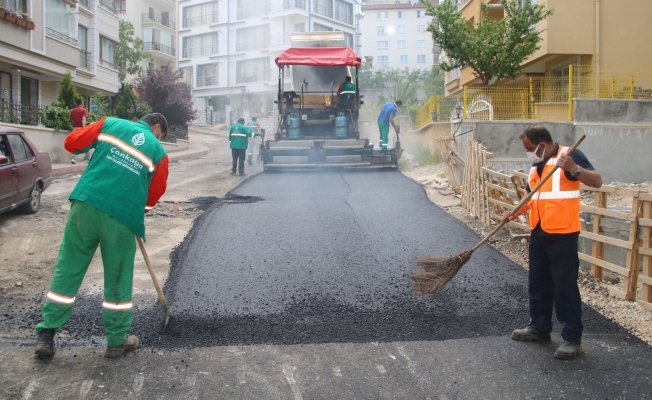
[575,99,652,124]
[472,120,575,158]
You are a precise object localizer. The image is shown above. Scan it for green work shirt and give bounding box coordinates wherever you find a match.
[229,123,258,150]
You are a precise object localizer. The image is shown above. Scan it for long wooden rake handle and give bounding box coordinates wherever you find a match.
[136,236,170,312]
[469,134,586,253]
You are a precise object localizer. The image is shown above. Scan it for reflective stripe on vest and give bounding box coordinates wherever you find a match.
[528,146,581,233]
[231,133,248,137]
[102,301,133,311]
[98,134,155,172]
[47,290,75,305]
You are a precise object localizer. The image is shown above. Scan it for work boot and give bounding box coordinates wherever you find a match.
[511,324,551,342]
[554,341,583,360]
[105,335,139,358]
[230,171,236,176]
[34,329,56,358]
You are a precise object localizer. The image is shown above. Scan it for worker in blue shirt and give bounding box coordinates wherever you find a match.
[377,100,402,151]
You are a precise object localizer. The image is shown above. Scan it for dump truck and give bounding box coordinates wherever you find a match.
[260,32,402,170]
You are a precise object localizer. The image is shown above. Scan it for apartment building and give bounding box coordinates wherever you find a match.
[445,0,652,95]
[114,0,178,72]
[360,0,438,70]
[178,0,356,118]
[0,0,119,119]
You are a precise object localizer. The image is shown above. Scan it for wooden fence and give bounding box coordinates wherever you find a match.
[439,138,651,303]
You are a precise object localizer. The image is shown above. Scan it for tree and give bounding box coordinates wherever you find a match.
[424,0,553,86]
[133,66,196,127]
[57,71,79,109]
[116,19,151,85]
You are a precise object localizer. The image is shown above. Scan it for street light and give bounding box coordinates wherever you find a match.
[455,104,463,119]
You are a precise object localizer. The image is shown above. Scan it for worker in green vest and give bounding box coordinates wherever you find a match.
[229,116,259,176]
[246,116,262,165]
[337,76,356,95]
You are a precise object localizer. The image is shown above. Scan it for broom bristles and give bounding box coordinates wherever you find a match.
[409,250,473,296]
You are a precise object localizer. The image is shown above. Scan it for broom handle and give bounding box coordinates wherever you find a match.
[137,236,169,309]
[470,134,586,253]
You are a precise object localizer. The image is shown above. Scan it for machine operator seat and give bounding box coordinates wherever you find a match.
[337,91,356,110]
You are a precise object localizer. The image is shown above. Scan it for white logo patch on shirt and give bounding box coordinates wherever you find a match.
[132,133,146,147]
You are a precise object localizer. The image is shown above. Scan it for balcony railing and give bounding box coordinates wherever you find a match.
[335,10,353,25]
[236,36,270,52]
[183,13,218,28]
[45,27,78,46]
[447,67,460,83]
[197,75,218,87]
[99,0,117,14]
[458,0,472,11]
[237,69,271,84]
[183,44,218,58]
[143,42,175,57]
[0,100,42,126]
[79,49,94,71]
[270,0,307,13]
[78,0,92,9]
[237,3,271,19]
[314,4,332,18]
[142,13,176,30]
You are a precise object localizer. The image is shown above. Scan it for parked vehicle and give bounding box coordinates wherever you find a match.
[0,126,52,215]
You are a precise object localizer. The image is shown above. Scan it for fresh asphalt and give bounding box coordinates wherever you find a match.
[7,170,652,398]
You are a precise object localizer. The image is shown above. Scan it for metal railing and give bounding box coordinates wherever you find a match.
[162,125,188,144]
[197,75,218,87]
[45,27,78,46]
[142,13,176,30]
[0,100,42,126]
[79,49,93,71]
[99,0,117,14]
[183,44,218,58]
[183,13,218,28]
[143,42,175,57]
[236,36,270,52]
[314,4,332,18]
[335,9,353,25]
[270,0,307,13]
[237,68,272,84]
[78,0,92,9]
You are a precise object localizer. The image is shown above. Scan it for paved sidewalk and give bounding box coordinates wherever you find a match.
[51,138,209,178]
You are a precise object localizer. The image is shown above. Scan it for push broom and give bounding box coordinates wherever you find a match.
[137,236,172,331]
[410,134,586,296]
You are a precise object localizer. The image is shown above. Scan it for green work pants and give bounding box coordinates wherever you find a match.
[378,121,390,150]
[36,201,137,347]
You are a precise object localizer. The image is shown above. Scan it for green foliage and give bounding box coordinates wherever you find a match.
[359,66,429,111]
[86,92,111,124]
[424,66,445,98]
[57,71,79,109]
[117,20,151,84]
[39,105,72,132]
[423,0,553,86]
[114,84,151,120]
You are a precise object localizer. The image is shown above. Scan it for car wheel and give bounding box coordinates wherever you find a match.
[20,182,41,214]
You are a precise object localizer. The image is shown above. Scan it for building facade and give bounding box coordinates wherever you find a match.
[115,0,178,73]
[177,0,356,121]
[445,0,652,95]
[360,0,438,70]
[0,0,120,119]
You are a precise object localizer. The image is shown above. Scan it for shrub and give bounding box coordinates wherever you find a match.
[39,105,72,132]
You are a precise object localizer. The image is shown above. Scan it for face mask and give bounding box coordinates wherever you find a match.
[526,143,545,163]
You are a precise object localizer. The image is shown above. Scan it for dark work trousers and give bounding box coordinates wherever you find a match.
[529,227,583,342]
[231,148,246,173]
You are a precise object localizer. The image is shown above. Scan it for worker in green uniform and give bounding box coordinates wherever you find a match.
[34,113,169,359]
[337,76,356,95]
[230,116,259,176]
[246,116,262,165]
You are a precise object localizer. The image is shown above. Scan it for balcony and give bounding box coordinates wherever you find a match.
[183,44,218,58]
[270,0,307,13]
[197,75,218,87]
[183,13,218,29]
[458,0,472,11]
[143,42,175,57]
[79,49,94,72]
[46,27,78,46]
[237,3,271,19]
[236,36,270,52]
[142,13,176,30]
[237,68,271,84]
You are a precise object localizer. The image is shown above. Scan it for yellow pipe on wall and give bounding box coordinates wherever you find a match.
[568,64,574,121]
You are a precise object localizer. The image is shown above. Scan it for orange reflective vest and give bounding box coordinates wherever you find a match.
[528,146,581,234]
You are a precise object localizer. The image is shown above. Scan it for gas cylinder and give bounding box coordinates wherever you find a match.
[288,115,301,139]
[335,112,348,138]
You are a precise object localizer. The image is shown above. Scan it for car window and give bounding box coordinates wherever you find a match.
[7,134,33,162]
[0,134,13,164]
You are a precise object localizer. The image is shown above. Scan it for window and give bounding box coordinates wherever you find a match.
[377,26,386,35]
[99,36,116,68]
[377,41,388,50]
[237,58,270,84]
[315,0,332,18]
[398,26,406,34]
[20,77,38,107]
[183,33,218,58]
[416,10,423,18]
[398,11,405,19]
[2,0,26,13]
[7,134,34,163]
[378,55,388,64]
[417,25,426,33]
[377,11,388,20]
[417,55,426,63]
[149,62,155,71]
[314,23,333,32]
[45,0,77,45]
[417,40,426,48]
[335,0,353,25]
[397,40,406,49]
[236,25,270,51]
[78,25,90,70]
[343,31,354,49]
[400,55,408,63]
[237,0,270,19]
[143,28,175,56]
[183,2,218,28]
[197,64,218,87]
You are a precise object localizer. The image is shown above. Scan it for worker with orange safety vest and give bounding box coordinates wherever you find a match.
[502,125,602,361]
